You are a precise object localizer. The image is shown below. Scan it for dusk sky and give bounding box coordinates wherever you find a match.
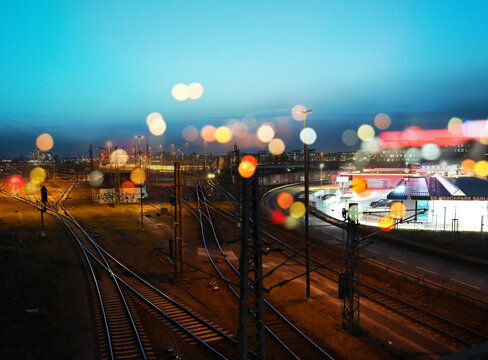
[1,1,488,156]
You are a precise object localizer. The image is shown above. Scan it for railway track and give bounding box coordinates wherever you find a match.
[2,184,239,359]
[205,181,488,349]
[189,183,335,359]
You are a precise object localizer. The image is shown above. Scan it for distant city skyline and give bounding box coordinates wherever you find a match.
[1,1,487,156]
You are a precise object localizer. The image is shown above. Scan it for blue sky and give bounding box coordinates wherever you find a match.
[1,0,487,156]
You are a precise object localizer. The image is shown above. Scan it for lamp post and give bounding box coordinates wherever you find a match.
[297,108,312,299]
[320,163,324,187]
[135,135,144,167]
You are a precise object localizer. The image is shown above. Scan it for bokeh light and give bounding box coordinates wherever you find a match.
[350,177,368,194]
[30,167,46,184]
[361,137,382,154]
[227,119,247,138]
[110,149,129,165]
[9,175,24,189]
[215,126,232,143]
[241,155,258,167]
[131,168,146,185]
[270,209,286,225]
[201,125,216,142]
[171,83,190,101]
[284,216,301,230]
[148,117,167,136]
[461,159,476,175]
[421,143,441,160]
[404,148,421,163]
[257,124,275,143]
[238,159,256,178]
[447,117,463,135]
[182,125,199,142]
[291,104,307,121]
[89,170,104,187]
[374,113,391,130]
[390,202,407,219]
[36,133,54,151]
[379,215,395,232]
[290,201,306,218]
[300,128,317,145]
[120,181,136,195]
[188,82,204,100]
[342,129,359,146]
[357,125,375,142]
[276,191,294,210]
[26,182,40,195]
[146,112,162,127]
[474,160,488,177]
[268,138,285,155]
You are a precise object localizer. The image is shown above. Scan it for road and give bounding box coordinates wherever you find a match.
[265,184,488,303]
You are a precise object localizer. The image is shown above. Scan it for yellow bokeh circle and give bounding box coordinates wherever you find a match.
[30,167,47,184]
[130,168,146,185]
[379,215,395,232]
[238,161,256,178]
[290,201,306,218]
[215,126,232,143]
[268,138,285,155]
[390,202,407,219]
[474,160,488,177]
[357,124,375,142]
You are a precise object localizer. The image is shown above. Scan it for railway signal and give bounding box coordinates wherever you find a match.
[237,176,266,360]
[40,185,47,238]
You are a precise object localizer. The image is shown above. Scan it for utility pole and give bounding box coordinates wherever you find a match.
[40,185,47,238]
[174,162,183,278]
[234,144,241,242]
[340,203,361,334]
[89,145,94,172]
[237,177,266,360]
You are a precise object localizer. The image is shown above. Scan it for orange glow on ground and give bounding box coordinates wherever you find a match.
[276,192,294,210]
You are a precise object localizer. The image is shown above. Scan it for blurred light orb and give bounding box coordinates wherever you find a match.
[36,133,54,151]
[188,82,204,100]
[215,126,232,143]
[353,150,369,167]
[238,160,256,178]
[182,125,199,142]
[201,125,216,142]
[300,128,317,145]
[447,117,463,135]
[342,129,359,146]
[30,167,47,184]
[401,126,421,144]
[290,201,306,218]
[241,155,258,167]
[110,149,129,165]
[120,181,136,195]
[351,177,368,194]
[276,191,294,210]
[390,202,407,219]
[404,148,421,163]
[171,83,190,101]
[89,170,104,187]
[9,175,24,187]
[227,119,247,138]
[374,113,391,130]
[474,160,488,177]
[146,112,163,127]
[357,125,375,142]
[257,124,275,143]
[131,168,146,185]
[270,209,286,225]
[361,137,381,154]
[148,117,167,136]
[26,181,40,195]
[461,159,476,175]
[379,215,395,232]
[284,216,301,230]
[291,104,307,121]
[268,138,285,155]
[421,143,441,160]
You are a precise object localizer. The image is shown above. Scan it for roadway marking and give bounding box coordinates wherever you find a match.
[450,278,480,290]
[389,257,407,265]
[368,249,381,255]
[415,266,439,276]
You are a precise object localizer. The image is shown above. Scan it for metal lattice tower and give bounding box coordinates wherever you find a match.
[237,177,266,360]
[174,162,183,278]
[341,211,361,334]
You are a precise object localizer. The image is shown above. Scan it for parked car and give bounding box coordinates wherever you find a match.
[369,199,394,208]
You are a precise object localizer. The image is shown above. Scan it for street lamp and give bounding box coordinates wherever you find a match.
[296,108,312,299]
[135,135,144,167]
[320,163,324,187]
